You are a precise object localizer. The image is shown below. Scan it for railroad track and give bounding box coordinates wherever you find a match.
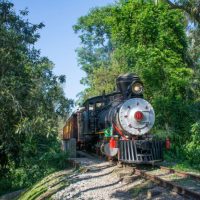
[158,165,200,181]
[134,165,200,199]
[72,151,200,199]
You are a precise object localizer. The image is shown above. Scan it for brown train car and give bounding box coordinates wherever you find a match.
[62,113,77,157]
[63,113,78,140]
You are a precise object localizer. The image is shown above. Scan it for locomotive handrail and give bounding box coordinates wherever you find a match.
[113,123,128,140]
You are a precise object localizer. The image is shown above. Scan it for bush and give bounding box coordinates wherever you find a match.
[185,122,200,164]
[0,143,69,196]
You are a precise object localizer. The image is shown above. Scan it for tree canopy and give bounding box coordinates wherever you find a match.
[74,0,200,163]
[163,0,200,24]
[0,1,72,193]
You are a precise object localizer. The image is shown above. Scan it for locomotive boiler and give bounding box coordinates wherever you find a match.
[62,74,163,163]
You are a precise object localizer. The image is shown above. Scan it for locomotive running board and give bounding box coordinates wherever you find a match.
[118,140,163,164]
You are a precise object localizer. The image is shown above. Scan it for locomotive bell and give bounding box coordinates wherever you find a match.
[118,98,155,135]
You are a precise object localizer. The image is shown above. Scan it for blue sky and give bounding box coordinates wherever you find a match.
[11,0,114,100]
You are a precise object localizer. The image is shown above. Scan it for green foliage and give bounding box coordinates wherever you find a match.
[74,0,193,129]
[75,0,199,164]
[18,169,72,200]
[0,1,72,195]
[185,122,200,164]
[163,0,200,24]
[73,6,113,86]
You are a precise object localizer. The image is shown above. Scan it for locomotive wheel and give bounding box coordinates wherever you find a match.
[100,143,105,155]
[103,143,118,157]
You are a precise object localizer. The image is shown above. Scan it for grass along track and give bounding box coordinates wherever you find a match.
[17,170,74,200]
[158,165,200,181]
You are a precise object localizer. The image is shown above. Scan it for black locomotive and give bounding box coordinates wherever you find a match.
[62,74,163,163]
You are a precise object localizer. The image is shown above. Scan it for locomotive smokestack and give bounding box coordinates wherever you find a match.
[116,73,140,95]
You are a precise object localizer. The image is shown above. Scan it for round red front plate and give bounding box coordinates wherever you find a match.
[134,111,143,121]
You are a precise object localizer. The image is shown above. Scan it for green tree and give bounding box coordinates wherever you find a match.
[0,1,72,193]
[74,0,196,156]
[162,0,200,24]
[73,6,114,86]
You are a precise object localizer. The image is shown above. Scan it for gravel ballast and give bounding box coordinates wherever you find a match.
[52,157,185,200]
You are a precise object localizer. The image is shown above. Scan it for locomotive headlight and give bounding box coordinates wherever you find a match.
[131,82,143,94]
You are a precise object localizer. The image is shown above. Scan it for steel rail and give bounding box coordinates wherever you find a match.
[73,151,200,199]
[135,168,200,200]
[158,165,200,181]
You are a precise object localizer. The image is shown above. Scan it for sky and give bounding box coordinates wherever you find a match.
[11,0,114,100]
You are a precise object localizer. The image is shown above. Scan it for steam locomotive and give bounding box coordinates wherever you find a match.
[62,74,163,163]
